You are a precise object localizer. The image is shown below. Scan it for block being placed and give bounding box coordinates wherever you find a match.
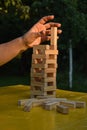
[50,27,58,46]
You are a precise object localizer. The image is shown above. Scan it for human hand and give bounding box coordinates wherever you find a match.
[22,15,62,48]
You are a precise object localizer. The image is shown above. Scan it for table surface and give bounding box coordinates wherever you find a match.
[0,85,87,130]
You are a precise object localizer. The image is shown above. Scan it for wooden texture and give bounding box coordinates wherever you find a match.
[44,101,59,110]
[75,101,86,108]
[30,27,58,97]
[60,101,76,108]
[32,54,57,59]
[50,27,57,46]
[32,63,57,69]
[56,104,69,114]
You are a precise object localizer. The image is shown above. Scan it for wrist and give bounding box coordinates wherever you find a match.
[21,35,30,50]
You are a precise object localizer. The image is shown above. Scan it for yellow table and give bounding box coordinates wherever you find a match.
[0,85,87,130]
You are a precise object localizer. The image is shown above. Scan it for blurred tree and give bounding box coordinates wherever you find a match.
[0,0,87,81]
[74,0,87,73]
[0,0,31,75]
[29,0,87,88]
[0,0,30,43]
[29,0,87,48]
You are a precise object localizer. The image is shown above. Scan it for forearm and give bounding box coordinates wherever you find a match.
[0,37,28,66]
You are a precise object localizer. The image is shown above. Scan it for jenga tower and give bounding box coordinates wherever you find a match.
[30,27,58,98]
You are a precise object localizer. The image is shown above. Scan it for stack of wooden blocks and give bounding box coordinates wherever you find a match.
[30,27,58,98]
[18,27,86,113]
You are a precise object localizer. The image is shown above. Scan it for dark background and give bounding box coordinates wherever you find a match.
[0,0,87,92]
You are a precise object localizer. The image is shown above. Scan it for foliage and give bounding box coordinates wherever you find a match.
[30,0,87,48]
[0,0,30,42]
[0,0,87,90]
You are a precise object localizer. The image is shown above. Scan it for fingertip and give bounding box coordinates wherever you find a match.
[48,15,54,19]
[58,23,61,27]
[58,30,62,34]
[51,15,54,18]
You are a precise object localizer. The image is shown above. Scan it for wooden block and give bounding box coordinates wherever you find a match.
[31,86,56,94]
[45,59,57,64]
[32,63,57,68]
[30,90,43,96]
[31,81,45,86]
[33,45,50,54]
[32,54,49,59]
[32,99,47,107]
[47,72,56,78]
[44,87,56,92]
[45,90,56,96]
[33,45,50,50]
[44,68,57,73]
[50,27,58,46]
[31,68,56,73]
[32,58,44,64]
[31,86,43,92]
[42,98,67,108]
[43,94,56,98]
[31,91,55,97]
[31,77,43,82]
[45,101,59,110]
[56,104,69,114]
[42,98,67,109]
[36,95,56,99]
[48,54,57,59]
[31,82,56,89]
[31,72,56,78]
[24,100,33,112]
[50,98,67,102]
[60,101,76,108]
[45,50,58,55]
[32,59,57,64]
[33,47,58,55]
[18,99,34,106]
[31,68,44,74]
[75,101,86,108]
[32,54,57,60]
[50,45,57,50]
[31,68,56,78]
[42,100,55,109]
[31,77,56,83]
